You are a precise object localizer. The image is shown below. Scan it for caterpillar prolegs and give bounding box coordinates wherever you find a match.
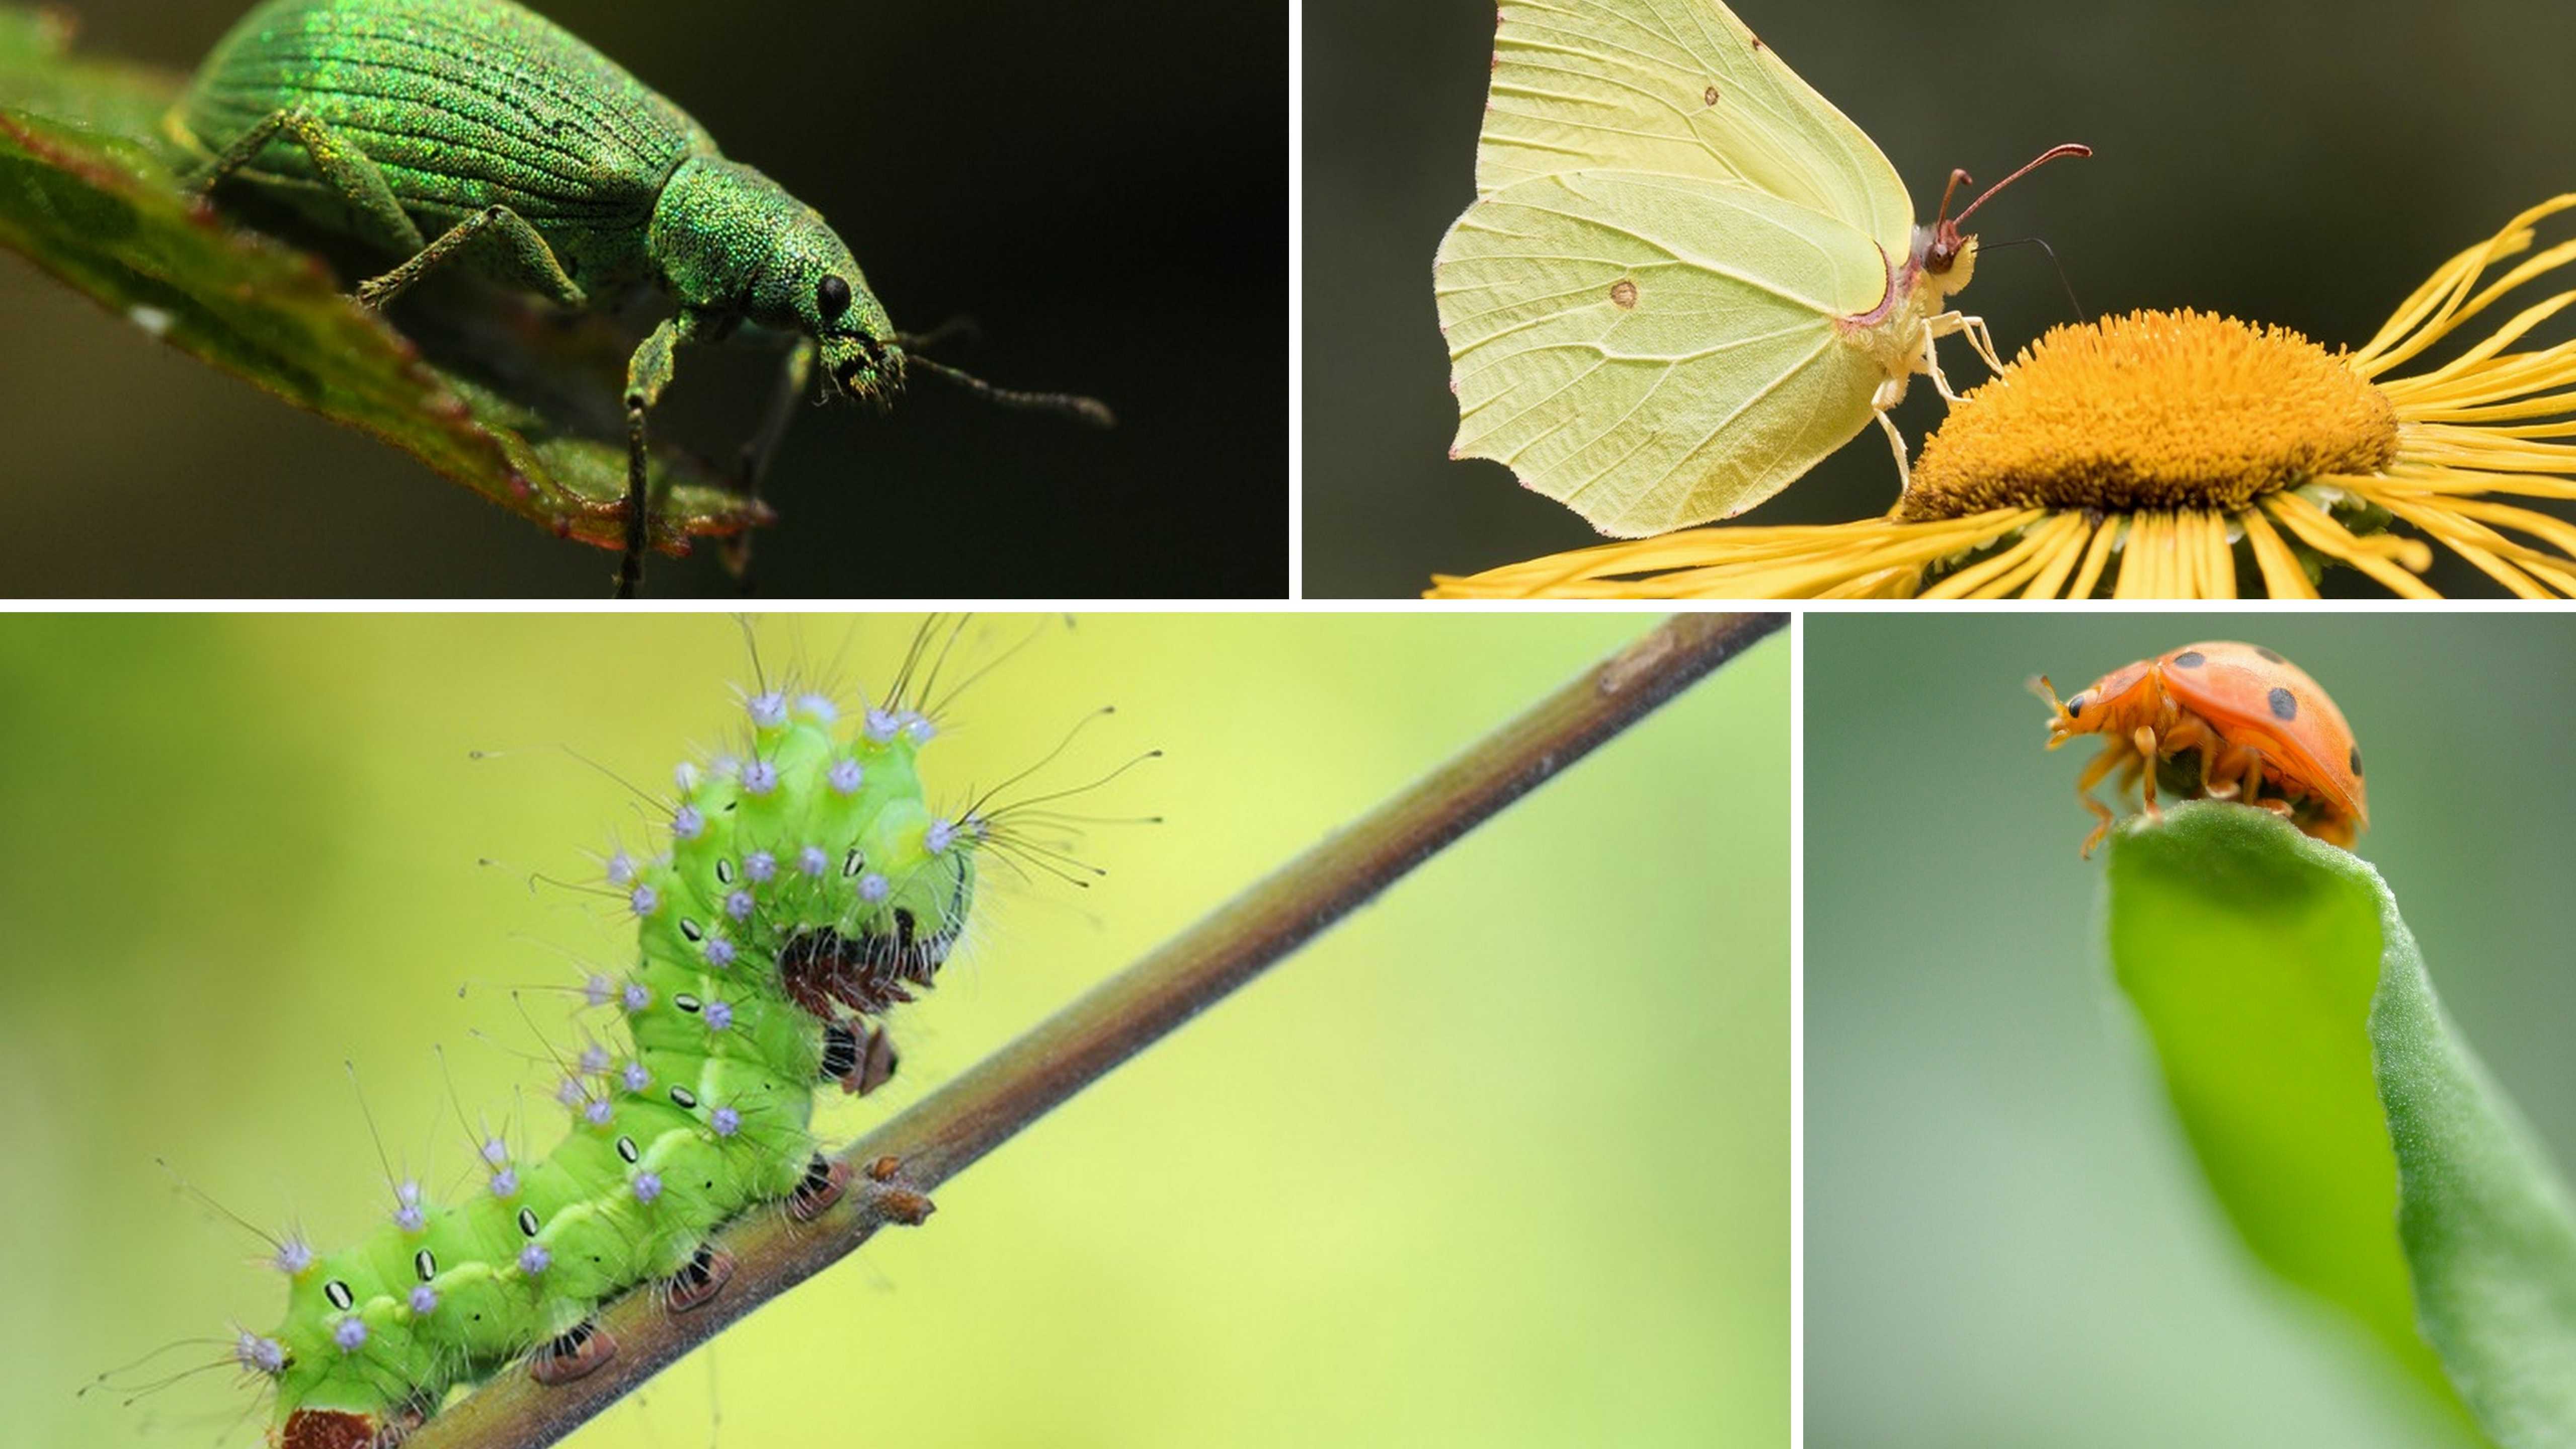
[243,685,975,1449]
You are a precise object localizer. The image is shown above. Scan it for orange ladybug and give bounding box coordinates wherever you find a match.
[2034,641,2366,856]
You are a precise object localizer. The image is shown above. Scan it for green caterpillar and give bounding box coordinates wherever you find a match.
[240,682,974,1449]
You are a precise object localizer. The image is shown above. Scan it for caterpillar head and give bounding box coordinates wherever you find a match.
[641,696,977,1024]
[265,1251,411,1449]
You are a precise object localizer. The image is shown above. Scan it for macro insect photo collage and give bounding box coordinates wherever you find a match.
[4,1,2576,1447]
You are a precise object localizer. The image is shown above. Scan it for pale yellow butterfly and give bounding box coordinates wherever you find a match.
[1433,0,2086,537]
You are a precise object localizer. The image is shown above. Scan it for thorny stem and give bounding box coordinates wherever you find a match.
[405,611,1786,1449]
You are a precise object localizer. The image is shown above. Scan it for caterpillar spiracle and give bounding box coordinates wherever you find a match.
[232,669,985,1449]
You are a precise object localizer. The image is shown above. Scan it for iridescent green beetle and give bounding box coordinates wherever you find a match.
[167,0,1106,596]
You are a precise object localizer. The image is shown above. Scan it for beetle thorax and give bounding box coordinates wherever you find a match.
[652,158,818,313]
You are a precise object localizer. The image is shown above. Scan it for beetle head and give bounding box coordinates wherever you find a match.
[652,158,904,403]
[771,229,903,407]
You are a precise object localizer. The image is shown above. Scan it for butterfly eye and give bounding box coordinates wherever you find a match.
[817,275,852,323]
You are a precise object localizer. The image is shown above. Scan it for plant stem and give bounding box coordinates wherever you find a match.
[406,611,1785,1449]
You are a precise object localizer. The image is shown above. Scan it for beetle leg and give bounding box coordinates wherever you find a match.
[183,107,425,258]
[618,311,717,598]
[722,337,820,591]
[354,205,587,311]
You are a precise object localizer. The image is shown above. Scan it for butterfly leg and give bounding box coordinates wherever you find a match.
[1961,314,2008,376]
[1867,379,1913,490]
[1916,327,1964,404]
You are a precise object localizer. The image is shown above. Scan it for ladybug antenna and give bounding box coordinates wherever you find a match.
[1927,143,2091,271]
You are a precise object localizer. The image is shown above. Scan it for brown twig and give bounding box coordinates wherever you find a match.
[405,611,1785,1449]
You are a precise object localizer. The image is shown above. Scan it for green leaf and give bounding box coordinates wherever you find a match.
[0,8,763,559]
[2108,803,2576,1446]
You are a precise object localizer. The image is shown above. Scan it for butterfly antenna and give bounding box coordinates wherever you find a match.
[1933,166,1976,230]
[1980,236,2088,320]
[1952,143,2092,229]
[906,356,1116,429]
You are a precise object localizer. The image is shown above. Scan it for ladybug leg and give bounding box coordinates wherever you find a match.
[2079,804,2117,859]
[2190,731,2244,801]
[2130,728,2163,820]
[2072,744,2124,855]
[2162,715,2222,797]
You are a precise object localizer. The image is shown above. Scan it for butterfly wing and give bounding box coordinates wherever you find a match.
[1475,0,1914,258]
[1435,169,1892,536]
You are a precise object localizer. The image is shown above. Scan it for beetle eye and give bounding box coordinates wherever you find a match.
[816,275,852,323]
[2066,693,2086,718]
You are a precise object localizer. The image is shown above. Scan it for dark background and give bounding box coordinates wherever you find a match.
[0,0,1284,598]
[1304,0,2576,597]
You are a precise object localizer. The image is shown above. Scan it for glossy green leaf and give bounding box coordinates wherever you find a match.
[2108,803,2576,1447]
[0,8,762,557]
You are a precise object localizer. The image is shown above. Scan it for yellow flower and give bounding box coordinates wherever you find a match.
[1429,196,2576,599]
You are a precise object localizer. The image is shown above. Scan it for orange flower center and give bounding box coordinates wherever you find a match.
[1897,310,2401,522]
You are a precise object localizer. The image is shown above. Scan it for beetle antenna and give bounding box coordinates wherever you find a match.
[905,357,1116,429]
[895,316,983,353]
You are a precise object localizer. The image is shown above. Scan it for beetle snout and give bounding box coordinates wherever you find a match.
[826,334,905,401]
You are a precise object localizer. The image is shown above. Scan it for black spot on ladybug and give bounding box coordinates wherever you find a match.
[2171,650,2205,668]
[2349,745,2363,775]
[2268,687,2297,720]
[2256,647,2286,664]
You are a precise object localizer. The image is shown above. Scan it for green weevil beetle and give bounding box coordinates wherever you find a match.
[167,0,1110,597]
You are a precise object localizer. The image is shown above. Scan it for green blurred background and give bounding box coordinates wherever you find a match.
[1806,614,2576,1446]
[0,0,1283,597]
[8,612,1787,1448]
[1303,0,2576,597]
